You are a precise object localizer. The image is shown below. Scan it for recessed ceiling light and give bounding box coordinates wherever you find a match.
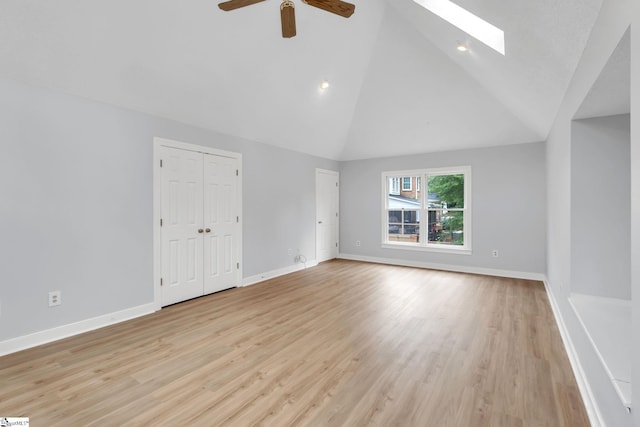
[320,80,330,90]
[457,43,468,52]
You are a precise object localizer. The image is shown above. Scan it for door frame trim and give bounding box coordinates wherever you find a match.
[153,137,243,311]
[315,168,340,263]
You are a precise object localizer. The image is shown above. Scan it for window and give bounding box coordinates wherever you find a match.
[382,166,471,254]
[389,177,400,195]
[402,177,412,191]
[411,0,505,55]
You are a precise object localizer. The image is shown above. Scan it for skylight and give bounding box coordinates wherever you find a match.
[412,0,505,55]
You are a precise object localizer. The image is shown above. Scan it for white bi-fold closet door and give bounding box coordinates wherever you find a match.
[159,145,240,306]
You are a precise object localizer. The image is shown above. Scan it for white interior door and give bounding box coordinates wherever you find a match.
[160,146,204,306]
[203,154,240,294]
[159,145,240,307]
[316,169,339,263]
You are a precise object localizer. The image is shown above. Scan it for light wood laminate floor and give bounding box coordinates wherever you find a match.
[0,260,589,426]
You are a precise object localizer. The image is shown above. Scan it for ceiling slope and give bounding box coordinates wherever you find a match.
[385,0,602,139]
[574,27,630,120]
[0,0,603,160]
[341,4,541,160]
[0,0,386,159]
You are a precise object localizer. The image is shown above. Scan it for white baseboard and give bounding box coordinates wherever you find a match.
[0,303,155,357]
[338,253,546,281]
[543,280,605,427]
[0,259,602,427]
[242,260,319,287]
[1,261,322,356]
[337,253,603,425]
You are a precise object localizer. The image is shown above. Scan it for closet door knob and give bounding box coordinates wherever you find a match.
[198,228,204,234]
[205,228,211,233]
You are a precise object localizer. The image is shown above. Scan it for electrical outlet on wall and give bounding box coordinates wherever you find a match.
[491,250,499,258]
[48,290,62,307]
[355,240,361,247]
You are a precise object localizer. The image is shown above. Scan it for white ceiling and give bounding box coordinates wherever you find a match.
[0,0,605,160]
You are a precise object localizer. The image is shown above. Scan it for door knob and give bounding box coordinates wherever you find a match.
[198,228,204,233]
[318,221,323,224]
[205,228,211,233]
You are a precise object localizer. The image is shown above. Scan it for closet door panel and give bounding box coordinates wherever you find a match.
[203,154,239,294]
[160,146,204,306]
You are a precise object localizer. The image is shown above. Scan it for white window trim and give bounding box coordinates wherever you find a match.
[381,166,472,255]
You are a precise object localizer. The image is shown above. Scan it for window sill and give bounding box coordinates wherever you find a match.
[381,242,472,255]
[569,293,632,411]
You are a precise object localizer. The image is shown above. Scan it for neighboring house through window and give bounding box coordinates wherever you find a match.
[390,177,400,195]
[383,166,471,254]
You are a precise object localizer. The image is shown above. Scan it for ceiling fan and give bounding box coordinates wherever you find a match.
[218,0,356,38]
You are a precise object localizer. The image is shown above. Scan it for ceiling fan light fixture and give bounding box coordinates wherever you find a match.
[457,43,468,52]
[219,0,356,39]
[320,80,330,90]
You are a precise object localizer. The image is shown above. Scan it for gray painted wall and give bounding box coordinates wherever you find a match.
[546,0,635,423]
[339,142,547,275]
[632,2,640,427]
[0,77,337,342]
[571,114,631,299]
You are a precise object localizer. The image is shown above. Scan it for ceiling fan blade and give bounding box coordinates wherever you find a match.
[303,0,355,18]
[281,1,297,38]
[218,0,266,12]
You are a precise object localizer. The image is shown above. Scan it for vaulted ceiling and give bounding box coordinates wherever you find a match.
[0,0,604,160]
